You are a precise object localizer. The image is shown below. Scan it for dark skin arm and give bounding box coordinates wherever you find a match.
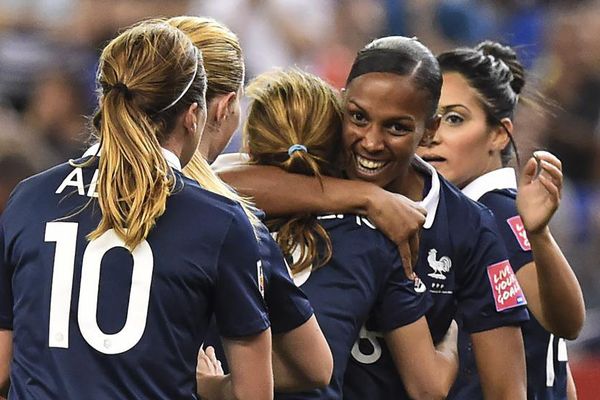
[213,153,426,277]
[386,319,458,400]
[471,326,527,400]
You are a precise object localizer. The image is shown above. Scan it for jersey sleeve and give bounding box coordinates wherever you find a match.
[257,226,313,335]
[370,244,433,332]
[214,210,270,338]
[479,191,533,273]
[458,208,529,333]
[0,218,14,329]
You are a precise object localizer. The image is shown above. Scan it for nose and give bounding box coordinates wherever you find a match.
[359,126,385,153]
[421,126,441,148]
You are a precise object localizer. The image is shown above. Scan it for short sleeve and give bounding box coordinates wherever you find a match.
[371,245,433,332]
[479,191,533,273]
[257,226,313,334]
[0,218,14,329]
[458,208,529,333]
[214,210,270,337]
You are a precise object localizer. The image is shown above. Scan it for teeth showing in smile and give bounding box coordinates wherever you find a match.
[355,155,388,174]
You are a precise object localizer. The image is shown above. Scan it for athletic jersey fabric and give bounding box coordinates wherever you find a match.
[0,149,269,399]
[344,158,529,400]
[275,213,432,400]
[452,167,568,400]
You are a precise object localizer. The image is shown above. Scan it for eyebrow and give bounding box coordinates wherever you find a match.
[439,104,470,113]
[348,99,416,123]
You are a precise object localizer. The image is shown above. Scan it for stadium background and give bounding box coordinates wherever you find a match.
[0,0,598,396]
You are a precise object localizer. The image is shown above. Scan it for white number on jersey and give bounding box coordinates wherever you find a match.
[351,325,385,364]
[45,222,154,354]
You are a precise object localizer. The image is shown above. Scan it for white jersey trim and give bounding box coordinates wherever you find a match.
[461,168,517,201]
[413,155,440,230]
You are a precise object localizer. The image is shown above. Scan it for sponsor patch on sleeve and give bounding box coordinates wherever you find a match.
[506,215,531,251]
[487,260,527,312]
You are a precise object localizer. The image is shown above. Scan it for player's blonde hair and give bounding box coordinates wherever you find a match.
[244,69,343,274]
[168,16,260,230]
[82,20,207,248]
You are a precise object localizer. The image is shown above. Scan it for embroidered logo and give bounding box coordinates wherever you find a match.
[427,249,452,280]
[487,260,527,312]
[506,215,531,251]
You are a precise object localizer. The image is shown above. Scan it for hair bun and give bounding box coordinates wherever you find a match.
[476,40,525,95]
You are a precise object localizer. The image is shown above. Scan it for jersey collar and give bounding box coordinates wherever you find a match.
[82,143,182,172]
[461,167,517,201]
[412,155,440,230]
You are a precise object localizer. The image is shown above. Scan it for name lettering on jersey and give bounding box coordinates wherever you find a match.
[427,248,451,280]
[506,215,531,251]
[56,168,99,198]
[355,216,376,229]
[257,260,265,298]
[486,260,527,311]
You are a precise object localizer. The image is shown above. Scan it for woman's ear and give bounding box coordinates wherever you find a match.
[183,102,199,135]
[214,92,237,122]
[491,117,513,151]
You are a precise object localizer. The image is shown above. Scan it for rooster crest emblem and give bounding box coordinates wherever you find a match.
[427,249,451,280]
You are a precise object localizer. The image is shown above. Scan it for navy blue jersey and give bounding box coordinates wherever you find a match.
[0,153,270,399]
[453,168,569,400]
[344,159,529,400]
[202,218,314,372]
[276,213,431,400]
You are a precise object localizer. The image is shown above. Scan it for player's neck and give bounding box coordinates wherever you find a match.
[387,165,425,201]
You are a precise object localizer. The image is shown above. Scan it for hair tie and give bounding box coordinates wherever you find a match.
[157,47,199,113]
[288,144,307,156]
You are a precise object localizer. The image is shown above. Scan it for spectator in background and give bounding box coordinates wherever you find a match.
[0,153,35,214]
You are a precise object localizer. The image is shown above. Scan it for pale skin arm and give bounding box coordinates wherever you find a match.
[471,326,527,400]
[516,151,585,339]
[197,317,332,393]
[0,329,11,398]
[196,329,273,400]
[566,363,578,400]
[213,153,426,277]
[271,315,333,392]
[385,318,459,400]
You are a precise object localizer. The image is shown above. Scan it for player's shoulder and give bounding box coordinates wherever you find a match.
[479,189,518,216]
[172,173,252,225]
[438,174,493,224]
[318,213,397,256]
[4,161,75,211]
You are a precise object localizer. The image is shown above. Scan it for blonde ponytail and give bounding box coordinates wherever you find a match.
[86,20,207,248]
[244,69,343,274]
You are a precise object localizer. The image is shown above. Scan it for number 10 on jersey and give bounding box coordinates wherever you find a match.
[45,222,154,355]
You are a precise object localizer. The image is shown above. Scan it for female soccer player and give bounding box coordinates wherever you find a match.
[214,36,530,400]
[417,41,585,399]
[167,16,333,391]
[0,20,273,400]
[240,67,458,400]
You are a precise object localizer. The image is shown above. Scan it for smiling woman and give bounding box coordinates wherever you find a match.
[213,35,530,400]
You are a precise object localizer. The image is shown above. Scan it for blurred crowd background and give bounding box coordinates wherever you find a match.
[0,0,599,394]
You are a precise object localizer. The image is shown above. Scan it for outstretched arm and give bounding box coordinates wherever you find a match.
[385,318,458,400]
[214,153,426,276]
[516,151,585,339]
